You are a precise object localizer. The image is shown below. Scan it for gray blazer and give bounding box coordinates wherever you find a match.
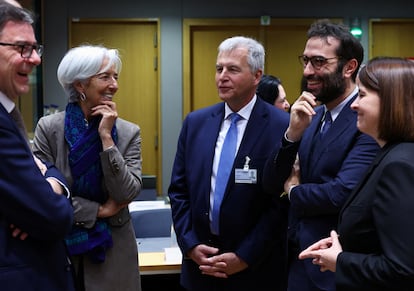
[33,110,143,291]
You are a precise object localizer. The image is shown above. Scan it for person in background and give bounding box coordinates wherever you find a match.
[168,35,290,291]
[299,56,414,291]
[262,19,380,291]
[257,74,290,111]
[0,2,75,290]
[32,45,142,291]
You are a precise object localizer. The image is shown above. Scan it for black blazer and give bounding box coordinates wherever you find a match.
[336,142,414,291]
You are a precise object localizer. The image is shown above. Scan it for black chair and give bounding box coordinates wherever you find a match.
[134,175,157,201]
[131,208,172,238]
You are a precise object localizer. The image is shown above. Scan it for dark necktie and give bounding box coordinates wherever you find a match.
[211,113,241,235]
[10,106,28,141]
[320,111,332,138]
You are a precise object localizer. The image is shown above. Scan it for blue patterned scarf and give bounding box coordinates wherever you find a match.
[64,102,118,263]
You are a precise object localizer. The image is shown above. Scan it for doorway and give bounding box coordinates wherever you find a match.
[70,18,161,193]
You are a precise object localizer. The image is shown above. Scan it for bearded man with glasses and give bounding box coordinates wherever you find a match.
[263,19,380,291]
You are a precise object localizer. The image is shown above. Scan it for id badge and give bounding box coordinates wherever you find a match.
[235,156,257,184]
[235,168,257,184]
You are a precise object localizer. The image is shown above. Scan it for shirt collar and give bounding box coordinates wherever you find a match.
[324,86,358,121]
[224,95,257,121]
[0,91,16,113]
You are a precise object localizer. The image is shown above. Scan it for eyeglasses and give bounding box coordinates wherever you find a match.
[298,55,340,70]
[0,42,43,58]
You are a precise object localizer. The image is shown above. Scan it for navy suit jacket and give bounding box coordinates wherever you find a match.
[336,142,414,291]
[168,98,290,291]
[0,104,75,291]
[263,96,380,290]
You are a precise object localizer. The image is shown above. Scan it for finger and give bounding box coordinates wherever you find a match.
[212,261,227,269]
[301,91,317,105]
[330,230,340,246]
[212,271,228,278]
[201,270,228,278]
[299,250,317,260]
[300,102,317,115]
[292,103,315,116]
[19,232,28,240]
[12,228,21,238]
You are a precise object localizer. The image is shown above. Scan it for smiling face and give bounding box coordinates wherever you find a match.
[77,58,119,118]
[274,84,290,111]
[351,78,381,143]
[215,47,261,112]
[0,21,41,100]
[301,36,347,105]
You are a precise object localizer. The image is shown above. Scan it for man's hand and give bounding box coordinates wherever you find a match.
[33,155,64,194]
[9,224,28,241]
[198,250,248,278]
[284,155,300,193]
[33,155,47,176]
[285,91,317,142]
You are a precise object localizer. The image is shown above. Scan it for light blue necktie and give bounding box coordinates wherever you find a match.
[211,113,241,235]
[320,111,332,138]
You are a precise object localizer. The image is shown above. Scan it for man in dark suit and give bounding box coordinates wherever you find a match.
[168,36,290,291]
[263,19,380,291]
[0,3,75,290]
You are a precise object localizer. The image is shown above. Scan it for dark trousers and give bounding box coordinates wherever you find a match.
[288,258,328,291]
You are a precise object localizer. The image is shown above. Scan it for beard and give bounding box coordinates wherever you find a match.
[301,65,347,104]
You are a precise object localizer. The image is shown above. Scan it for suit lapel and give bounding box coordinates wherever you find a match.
[193,105,225,208]
[302,107,324,175]
[304,97,358,174]
[222,100,268,201]
[201,105,225,169]
[237,100,269,156]
[323,99,357,146]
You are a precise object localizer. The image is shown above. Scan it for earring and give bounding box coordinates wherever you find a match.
[80,92,86,101]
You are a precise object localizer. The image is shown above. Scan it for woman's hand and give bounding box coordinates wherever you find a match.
[97,197,128,218]
[92,100,118,149]
[299,230,342,272]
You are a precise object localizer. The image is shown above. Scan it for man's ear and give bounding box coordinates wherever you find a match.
[344,59,358,77]
[254,70,263,86]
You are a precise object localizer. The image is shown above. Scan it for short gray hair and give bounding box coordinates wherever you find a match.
[57,44,122,103]
[218,36,265,73]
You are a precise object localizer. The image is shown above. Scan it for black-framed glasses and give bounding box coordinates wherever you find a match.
[298,55,340,70]
[0,42,43,58]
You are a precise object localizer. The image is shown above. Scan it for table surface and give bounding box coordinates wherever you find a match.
[137,237,182,275]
